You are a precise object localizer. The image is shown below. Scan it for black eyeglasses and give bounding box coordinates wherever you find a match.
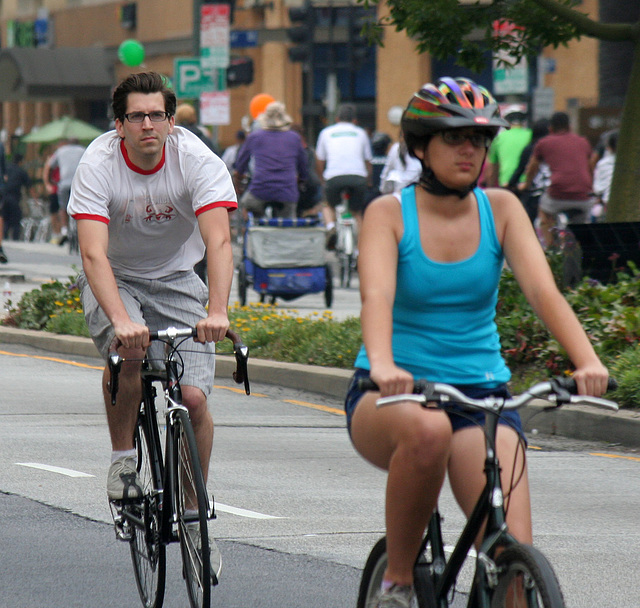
[440,130,493,149]
[123,111,171,124]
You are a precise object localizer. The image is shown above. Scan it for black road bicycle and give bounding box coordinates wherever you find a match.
[107,326,250,608]
[357,376,618,608]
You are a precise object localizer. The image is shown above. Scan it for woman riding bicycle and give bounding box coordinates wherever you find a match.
[344,77,609,608]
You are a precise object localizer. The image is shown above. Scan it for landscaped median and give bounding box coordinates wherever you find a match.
[3,253,640,409]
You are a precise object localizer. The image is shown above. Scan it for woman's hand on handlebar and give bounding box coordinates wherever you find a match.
[571,361,610,397]
[195,312,230,344]
[370,364,414,398]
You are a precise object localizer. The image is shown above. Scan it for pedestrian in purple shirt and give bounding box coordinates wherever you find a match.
[233,101,308,219]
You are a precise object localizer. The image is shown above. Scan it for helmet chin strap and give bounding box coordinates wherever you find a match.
[419,167,478,199]
[418,149,488,199]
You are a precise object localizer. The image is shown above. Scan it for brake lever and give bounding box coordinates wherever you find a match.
[226,329,250,395]
[107,338,123,406]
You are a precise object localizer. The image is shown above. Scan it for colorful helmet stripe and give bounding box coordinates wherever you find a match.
[438,77,473,108]
[402,76,504,132]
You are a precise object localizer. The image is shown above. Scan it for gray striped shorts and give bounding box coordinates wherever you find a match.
[78,270,216,396]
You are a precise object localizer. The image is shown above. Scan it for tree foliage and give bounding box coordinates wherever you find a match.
[363,0,640,221]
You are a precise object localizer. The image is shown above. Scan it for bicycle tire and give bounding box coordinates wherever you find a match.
[324,263,333,308]
[357,537,388,608]
[237,263,247,306]
[357,537,429,608]
[173,409,212,608]
[490,544,565,608]
[130,412,167,608]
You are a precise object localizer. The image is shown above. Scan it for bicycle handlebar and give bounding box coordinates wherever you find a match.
[107,327,251,406]
[357,377,619,413]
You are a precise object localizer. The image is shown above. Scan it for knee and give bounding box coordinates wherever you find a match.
[181,386,209,422]
[397,415,452,473]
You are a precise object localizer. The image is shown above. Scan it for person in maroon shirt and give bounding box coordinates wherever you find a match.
[523,111,593,248]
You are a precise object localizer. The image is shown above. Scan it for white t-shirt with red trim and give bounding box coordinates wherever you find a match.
[68,126,237,279]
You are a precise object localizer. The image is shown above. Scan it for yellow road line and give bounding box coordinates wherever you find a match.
[0,349,103,370]
[283,399,345,416]
[589,452,640,462]
[214,385,266,397]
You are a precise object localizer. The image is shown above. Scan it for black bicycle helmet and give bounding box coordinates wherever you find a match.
[401,77,509,198]
[401,77,509,143]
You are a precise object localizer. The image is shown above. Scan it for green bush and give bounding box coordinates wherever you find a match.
[607,344,640,409]
[45,310,90,337]
[3,277,85,331]
[228,302,362,368]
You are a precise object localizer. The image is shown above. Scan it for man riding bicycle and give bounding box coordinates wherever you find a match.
[67,71,237,579]
[315,104,373,247]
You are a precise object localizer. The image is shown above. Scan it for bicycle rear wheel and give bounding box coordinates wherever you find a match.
[130,412,166,608]
[173,409,212,608]
[490,544,565,608]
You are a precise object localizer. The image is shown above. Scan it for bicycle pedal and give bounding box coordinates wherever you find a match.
[109,501,134,542]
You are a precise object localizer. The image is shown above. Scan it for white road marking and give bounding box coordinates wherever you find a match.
[215,502,283,520]
[16,462,94,478]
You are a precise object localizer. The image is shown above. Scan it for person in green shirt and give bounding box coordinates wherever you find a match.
[485,106,532,188]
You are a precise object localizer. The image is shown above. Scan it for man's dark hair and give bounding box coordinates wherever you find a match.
[550,111,570,132]
[111,72,176,122]
[337,104,357,123]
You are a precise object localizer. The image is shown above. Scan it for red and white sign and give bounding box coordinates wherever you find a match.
[200,4,230,69]
[200,91,230,126]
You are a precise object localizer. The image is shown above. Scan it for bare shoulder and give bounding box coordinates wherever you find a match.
[364,193,402,220]
[482,187,531,241]
[483,187,527,218]
[362,193,404,239]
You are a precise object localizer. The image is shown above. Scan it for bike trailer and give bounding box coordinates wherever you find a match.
[238,217,333,306]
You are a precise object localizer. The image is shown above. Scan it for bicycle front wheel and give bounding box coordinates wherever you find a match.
[357,537,427,608]
[130,415,166,608]
[490,544,565,608]
[173,409,212,608]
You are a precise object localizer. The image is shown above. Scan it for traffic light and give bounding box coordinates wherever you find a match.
[226,55,254,87]
[286,3,315,63]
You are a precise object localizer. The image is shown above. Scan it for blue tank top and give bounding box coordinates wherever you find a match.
[354,185,511,387]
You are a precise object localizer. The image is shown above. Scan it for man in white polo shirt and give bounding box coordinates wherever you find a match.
[315,104,373,248]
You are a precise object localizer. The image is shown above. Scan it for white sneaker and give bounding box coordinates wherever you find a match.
[106,456,142,501]
[375,584,415,608]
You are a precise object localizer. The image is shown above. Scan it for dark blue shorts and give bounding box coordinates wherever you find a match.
[344,368,524,440]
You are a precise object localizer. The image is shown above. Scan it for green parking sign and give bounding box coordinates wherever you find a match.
[173,58,225,98]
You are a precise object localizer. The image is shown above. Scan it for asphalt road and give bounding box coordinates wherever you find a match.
[2,342,640,607]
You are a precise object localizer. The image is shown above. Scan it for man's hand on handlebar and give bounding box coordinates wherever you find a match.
[195,312,230,344]
[113,319,150,351]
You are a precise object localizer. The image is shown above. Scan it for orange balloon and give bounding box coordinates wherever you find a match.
[249,93,275,119]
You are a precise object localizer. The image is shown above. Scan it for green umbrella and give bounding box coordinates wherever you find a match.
[22,116,104,144]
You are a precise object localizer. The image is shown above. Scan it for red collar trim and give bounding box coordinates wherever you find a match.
[120,139,165,175]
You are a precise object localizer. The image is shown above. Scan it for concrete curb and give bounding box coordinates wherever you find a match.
[2,326,638,448]
[0,326,353,399]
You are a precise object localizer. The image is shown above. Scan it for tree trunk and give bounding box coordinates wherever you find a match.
[606,38,640,222]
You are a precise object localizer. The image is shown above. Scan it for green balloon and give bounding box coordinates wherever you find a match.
[118,39,145,67]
